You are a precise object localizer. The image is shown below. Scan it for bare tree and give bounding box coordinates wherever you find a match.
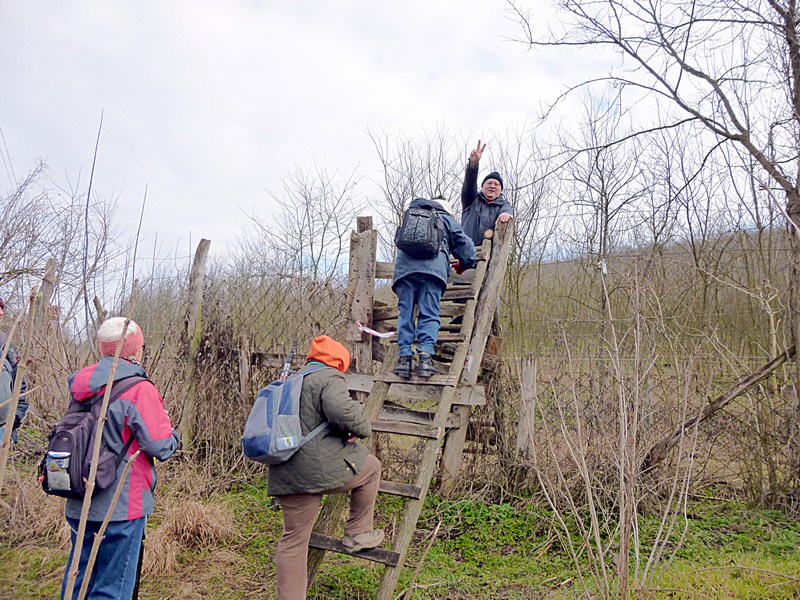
[511,0,800,503]
[244,162,364,281]
[368,125,464,259]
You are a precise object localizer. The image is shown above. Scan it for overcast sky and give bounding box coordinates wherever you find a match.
[1,0,592,260]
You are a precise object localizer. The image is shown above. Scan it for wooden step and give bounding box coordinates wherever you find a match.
[372,303,466,324]
[380,404,463,428]
[442,287,477,301]
[374,372,458,385]
[387,332,465,344]
[387,383,485,406]
[374,252,489,280]
[379,480,424,499]
[371,419,443,439]
[309,533,400,567]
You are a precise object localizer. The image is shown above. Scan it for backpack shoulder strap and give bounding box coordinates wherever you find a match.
[85,376,148,465]
[294,364,333,377]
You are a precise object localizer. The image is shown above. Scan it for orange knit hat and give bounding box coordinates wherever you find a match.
[306,335,351,373]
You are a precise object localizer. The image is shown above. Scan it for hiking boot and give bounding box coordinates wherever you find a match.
[393,355,413,379]
[416,352,439,378]
[342,529,385,552]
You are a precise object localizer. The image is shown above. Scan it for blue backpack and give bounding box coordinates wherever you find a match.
[241,364,331,465]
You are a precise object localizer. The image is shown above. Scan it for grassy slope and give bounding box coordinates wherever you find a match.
[3,485,800,599]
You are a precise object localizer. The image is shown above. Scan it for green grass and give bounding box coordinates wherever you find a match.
[3,486,800,599]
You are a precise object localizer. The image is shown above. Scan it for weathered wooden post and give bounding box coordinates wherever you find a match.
[439,219,515,492]
[516,357,537,459]
[35,258,58,332]
[182,238,211,452]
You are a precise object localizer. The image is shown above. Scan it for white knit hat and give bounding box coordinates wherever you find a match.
[432,196,454,215]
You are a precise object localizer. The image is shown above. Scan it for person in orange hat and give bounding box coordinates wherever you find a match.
[267,335,383,600]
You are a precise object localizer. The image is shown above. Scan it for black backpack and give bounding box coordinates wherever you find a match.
[39,376,147,499]
[395,205,446,259]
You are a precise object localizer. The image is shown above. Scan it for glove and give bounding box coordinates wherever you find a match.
[451,260,466,275]
[13,415,21,430]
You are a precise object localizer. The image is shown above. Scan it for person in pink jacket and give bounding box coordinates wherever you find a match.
[61,317,180,599]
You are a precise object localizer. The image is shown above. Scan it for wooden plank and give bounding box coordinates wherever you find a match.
[373,306,398,322]
[371,419,443,439]
[344,372,374,393]
[375,261,394,280]
[441,287,477,301]
[452,385,486,406]
[374,303,465,322]
[387,382,485,406]
[447,270,475,285]
[379,405,462,428]
[309,533,400,567]
[440,221,514,493]
[375,372,457,386]
[379,480,423,499]
[388,332,464,344]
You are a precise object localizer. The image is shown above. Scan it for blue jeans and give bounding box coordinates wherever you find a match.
[0,424,18,444]
[394,275,444,356]
[62,517,145,599]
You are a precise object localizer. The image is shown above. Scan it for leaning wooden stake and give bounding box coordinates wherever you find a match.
[641,345,796,472]
[0,286,38,497]
[78,450,141,600]
[64,286,139,599]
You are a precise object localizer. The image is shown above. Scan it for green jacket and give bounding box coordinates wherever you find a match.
[267,365,372,496]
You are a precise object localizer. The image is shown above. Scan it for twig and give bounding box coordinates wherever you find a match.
[81,112,104,354]
[396,520,442,600]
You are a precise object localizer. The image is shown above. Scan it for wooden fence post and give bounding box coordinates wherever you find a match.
[516,357,537,458]
[307,216,377,588]
[346,216,377,370]
[182,238,211,452]
[35,258,58,332]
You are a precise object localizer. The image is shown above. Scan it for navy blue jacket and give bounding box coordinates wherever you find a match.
[461,164,514,246]
[393,198,477,290]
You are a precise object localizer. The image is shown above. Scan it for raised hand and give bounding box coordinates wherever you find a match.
[468,140,486,167]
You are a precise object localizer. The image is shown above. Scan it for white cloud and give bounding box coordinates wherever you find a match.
[0,0,606,257]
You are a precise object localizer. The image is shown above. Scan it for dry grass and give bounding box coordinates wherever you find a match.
[142,527,181,576]
[0,468,67,546]
[157,498,236,550]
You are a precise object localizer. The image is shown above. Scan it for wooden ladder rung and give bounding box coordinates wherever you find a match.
[380,405,463,428]
[442,287,477,301]
[309,533,401,567]
[374,372,458,385]
[371,419,444,439]
[379,480,424,499]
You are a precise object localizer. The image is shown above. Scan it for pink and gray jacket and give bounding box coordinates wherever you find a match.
[64,356,180,522]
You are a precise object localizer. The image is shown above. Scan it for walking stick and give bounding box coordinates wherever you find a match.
[270,341,297,512]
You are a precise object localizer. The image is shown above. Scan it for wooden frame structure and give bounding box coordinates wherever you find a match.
[306,217,514,599]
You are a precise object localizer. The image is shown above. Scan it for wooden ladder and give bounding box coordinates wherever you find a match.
[306,217,514,599]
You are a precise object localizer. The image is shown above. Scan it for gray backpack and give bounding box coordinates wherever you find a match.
[241,364,331,465]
